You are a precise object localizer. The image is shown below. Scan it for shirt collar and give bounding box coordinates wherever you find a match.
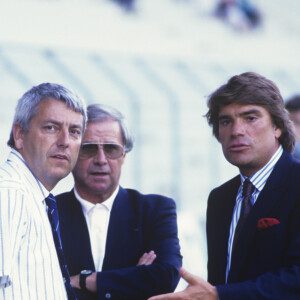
[240,145,283,192]
[9,149,49,202]
[74,185,119,214]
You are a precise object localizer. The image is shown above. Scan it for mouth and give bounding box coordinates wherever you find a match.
[51,154,69,161]
[228,144,249,152]
[90,171,109,177]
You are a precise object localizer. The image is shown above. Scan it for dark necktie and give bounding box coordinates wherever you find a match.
[232,179,255,251]
[45,193,77,300]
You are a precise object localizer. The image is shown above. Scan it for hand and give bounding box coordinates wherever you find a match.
[70,274,80,290]
[70,272,97,293]
[137,250,157,266]
[148,268,218,300]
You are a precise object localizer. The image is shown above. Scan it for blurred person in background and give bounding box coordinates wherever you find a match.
[0,83,87,300]
[112,0,135,12]
[57,104,182,300]
[149,72,300,300]
[285,95,300,159]
[215,0,261,31]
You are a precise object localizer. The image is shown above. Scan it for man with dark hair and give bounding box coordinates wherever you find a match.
[150,72,300,300]
[285,95,300,159]
[0,83,87,300]
[57,104,182,300]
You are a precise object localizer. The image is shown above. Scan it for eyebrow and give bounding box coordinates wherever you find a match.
[43,119,83,130]
[218,109,263,120]
[239,109,263,117]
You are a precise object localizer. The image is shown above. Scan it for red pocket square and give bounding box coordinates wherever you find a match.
[257,218,280,231]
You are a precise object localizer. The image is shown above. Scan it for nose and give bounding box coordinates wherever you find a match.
[57,128,70,148]
[231,119,245,137]
[93,146,107,165]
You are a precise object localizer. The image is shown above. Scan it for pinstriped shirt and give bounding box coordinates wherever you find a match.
[226,146,283,281]
[0,150,67,300]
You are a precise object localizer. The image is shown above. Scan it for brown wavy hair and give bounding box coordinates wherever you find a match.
[205,72,295,153]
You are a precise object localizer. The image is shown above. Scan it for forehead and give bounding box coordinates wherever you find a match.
[83,120,122,143]
[219,103,270,117]
[35,98,83,122]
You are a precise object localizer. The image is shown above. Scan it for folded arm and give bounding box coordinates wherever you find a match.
[70,250,157,292]
[71,196,182,299]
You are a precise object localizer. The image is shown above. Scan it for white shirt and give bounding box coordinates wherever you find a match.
[74,186,118,271]
[226,146,283,281]
[0,150,67,300]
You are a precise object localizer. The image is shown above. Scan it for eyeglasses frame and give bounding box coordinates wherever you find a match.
[79,142,126,160]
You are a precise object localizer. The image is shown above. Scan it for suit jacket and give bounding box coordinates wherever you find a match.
[206,151,300,300]
[56,187,182,300]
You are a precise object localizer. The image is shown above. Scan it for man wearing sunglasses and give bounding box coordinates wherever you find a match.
[56,104,182,300]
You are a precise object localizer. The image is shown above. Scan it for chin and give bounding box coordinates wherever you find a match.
[92,185,108,193]
[52,169,71,181]
[226,153,250,165]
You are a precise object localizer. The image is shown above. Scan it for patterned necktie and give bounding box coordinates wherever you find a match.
[45,193,77,300]
[232,179,255,251]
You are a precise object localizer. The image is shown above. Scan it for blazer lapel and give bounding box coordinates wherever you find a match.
[60,191,95,273]
[214,176,240,284]
[102,187,141,270]
[228,151,292,282]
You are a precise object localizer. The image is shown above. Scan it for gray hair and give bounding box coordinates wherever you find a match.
[87,104,134,152]
[7,83,87,148]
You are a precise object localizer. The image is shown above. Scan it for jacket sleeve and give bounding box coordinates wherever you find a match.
[0,187,28,288]
[96,196,182,300]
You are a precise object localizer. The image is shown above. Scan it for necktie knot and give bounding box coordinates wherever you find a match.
[242,179,255,198]
[45,193,57,210]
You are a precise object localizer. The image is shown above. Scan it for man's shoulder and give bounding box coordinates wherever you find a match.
[116,188,177,223]
[0,157,20,181]
[268,151,300,188]
[56,190,74,200]
[123,187,174,200]
[56,190,75,209]
[210,175,240,195]
[0,160,30,194]
[0,176,24,190]
[288,156,300,176]
[281,155,300,192]
[0,152,38,193]
[120,187,176,208]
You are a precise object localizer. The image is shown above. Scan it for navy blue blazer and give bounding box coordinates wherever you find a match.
[56,187,182,300]
[206,151,300,299]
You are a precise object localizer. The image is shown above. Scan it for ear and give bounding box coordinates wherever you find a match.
[13,123,25,150]
[274,126,282,140]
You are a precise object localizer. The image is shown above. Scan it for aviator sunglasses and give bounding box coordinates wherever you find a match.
[79,142,126,160]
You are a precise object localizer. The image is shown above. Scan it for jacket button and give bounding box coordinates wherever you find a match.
[105,293,111,299]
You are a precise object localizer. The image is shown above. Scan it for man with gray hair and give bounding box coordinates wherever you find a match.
[0,83,87,300]
[57,104,182,300]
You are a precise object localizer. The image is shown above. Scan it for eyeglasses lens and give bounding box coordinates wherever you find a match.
[80,144,98,159]
[102,144,123,159]
[79,143,124,159]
